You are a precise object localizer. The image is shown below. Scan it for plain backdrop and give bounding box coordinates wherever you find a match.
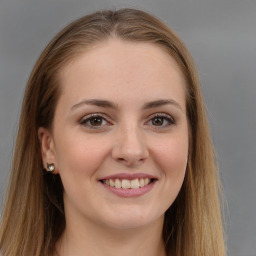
[0,0,255,255]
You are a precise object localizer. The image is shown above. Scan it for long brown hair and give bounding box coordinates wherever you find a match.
[0,8,226,256]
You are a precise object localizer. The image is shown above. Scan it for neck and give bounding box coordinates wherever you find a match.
[56,215,166,256]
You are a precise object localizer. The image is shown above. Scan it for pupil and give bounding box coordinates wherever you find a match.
[90,117,102,126]
[152,117,163,126]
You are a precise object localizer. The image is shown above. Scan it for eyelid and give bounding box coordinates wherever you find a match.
[79,113,112,128]
[79,112,175,129]
[145,112,176,127]
[154,112,175,121]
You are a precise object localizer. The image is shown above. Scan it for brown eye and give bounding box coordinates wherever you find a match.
[152,117,164,126]
[80,114,109,129]
[90,117,103,126]
[147,113,175,128]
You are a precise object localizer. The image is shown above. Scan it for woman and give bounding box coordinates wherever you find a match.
[0,8,226,256]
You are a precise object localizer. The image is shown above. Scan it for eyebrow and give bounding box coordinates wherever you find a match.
[70,98,183,112]
[142,99,183,111]
[70,99,118,111]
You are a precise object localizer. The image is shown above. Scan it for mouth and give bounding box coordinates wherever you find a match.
[99,177,157,189]
[98,173,158,197]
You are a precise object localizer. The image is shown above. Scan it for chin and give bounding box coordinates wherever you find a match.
[101,208,163,230]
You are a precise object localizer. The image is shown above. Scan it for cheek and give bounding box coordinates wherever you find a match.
[146,134,188,215]
[153,135,188,181]
[54,134,110,182]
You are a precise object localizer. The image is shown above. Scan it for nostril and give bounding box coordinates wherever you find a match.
[111,141,149,166]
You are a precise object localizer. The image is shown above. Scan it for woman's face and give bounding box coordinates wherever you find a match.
[40,39,189,230]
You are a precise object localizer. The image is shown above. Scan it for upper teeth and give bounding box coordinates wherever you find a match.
[103,178,151,189]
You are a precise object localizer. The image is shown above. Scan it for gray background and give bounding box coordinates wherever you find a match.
[0,0,255,255]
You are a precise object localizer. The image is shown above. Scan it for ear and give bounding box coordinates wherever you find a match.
[38,127,58,174]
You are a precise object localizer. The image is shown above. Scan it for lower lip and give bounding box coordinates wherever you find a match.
[101,181,156,198]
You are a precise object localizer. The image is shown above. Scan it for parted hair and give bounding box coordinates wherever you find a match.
[0,8,226,256]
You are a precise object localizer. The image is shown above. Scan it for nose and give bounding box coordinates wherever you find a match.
[111,125,149,167]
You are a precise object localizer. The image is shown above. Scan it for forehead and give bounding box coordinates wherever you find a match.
[58,39,187,109]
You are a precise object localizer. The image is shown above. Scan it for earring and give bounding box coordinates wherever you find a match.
[46,163,55,172]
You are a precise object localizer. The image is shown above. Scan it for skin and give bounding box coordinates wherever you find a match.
[39,38,189,256]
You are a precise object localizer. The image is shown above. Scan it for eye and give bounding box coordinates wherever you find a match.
[147,113,175,128]
[79,114,110,129]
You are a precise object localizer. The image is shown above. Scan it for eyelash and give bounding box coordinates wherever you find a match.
[79,113,111,129]
[146,113,176,128]
[79,113,175,129]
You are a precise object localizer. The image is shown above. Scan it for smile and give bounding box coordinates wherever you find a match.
[98,173,157,197]
[101,178,154,189]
